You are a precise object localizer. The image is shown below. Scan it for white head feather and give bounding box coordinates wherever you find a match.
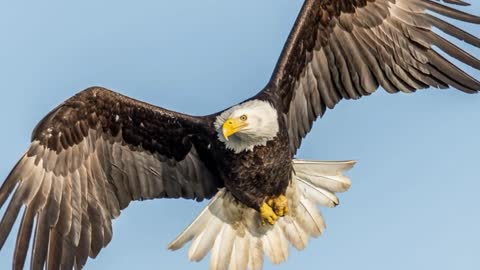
[214,100,279,153]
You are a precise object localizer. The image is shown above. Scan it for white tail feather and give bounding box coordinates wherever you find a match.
[281,217,309,250]
[228,234,249,270]
[169,192,224,251]
[296,178,339,207]
[168,159,356,270]
[189,217,223,261]
[263,225,288,264]
[247,236,263,270]
[210,224,236,270]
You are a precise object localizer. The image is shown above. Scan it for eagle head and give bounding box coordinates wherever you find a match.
[214,100,279,153]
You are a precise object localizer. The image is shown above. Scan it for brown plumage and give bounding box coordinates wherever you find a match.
[0,88,223,269]
[0,0,479,269]
[267,0,480,152]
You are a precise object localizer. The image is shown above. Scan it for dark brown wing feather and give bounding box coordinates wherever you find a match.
[0,87,221,269]
[261,0,480,153]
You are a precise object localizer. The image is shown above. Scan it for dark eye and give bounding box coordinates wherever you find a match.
[240,115,247,121]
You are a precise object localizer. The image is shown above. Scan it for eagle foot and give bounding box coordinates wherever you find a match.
[260,203,278,226]
[267,195,289,217]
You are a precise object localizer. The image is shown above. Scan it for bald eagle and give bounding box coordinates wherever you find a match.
[1,0,479,269]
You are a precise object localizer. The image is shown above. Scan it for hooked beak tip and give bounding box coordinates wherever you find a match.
[222,128,229,141]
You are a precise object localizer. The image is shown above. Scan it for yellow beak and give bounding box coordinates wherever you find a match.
[222,118,248,140]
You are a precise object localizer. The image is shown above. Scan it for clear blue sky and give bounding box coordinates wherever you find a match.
[0,1,479,269]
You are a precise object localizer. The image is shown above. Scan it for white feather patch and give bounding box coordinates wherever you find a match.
[214,100,279,153]
[228,234,249,270]
[168,159,356,270]
[210,224,236,270]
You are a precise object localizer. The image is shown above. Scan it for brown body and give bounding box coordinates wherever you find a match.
[208,110,293,210]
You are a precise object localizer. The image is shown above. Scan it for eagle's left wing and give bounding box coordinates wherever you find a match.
[260,0,480,153]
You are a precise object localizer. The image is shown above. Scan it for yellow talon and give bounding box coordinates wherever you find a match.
[267,195,289,217]
[260,203,278,226]
[259,195,289,225]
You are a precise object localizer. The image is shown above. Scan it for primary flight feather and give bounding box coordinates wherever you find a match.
[0,0,479,269]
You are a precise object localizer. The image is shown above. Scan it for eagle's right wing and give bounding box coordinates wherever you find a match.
[0,87,221,269]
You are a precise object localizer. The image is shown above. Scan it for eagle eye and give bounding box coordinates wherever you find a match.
[240,115,248,121]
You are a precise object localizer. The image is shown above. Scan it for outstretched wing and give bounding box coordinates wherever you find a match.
[0,87,221,269]
[260,0,480,153]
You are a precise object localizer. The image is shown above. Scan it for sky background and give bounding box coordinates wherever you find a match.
[0,1,479,269]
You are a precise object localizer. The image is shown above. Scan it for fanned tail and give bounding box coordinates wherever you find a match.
[168,159,356,270]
